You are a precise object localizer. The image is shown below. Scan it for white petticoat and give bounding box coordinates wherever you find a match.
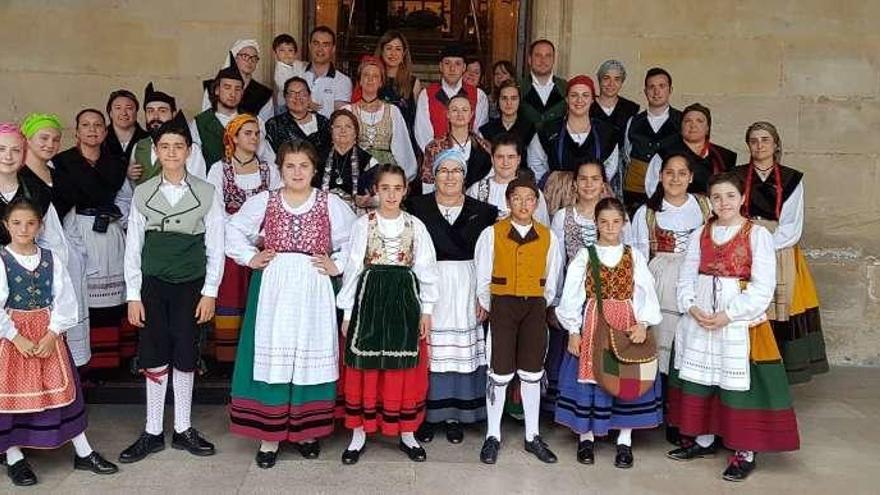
[428,260,486,374]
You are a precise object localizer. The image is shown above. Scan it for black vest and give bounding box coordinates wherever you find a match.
[405,194,498,261]
[736,164,803,221]
[627,108,682,162]
[537,118,616,172]
[590,97,640,148]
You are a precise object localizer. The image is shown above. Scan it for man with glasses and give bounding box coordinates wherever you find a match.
[201,39,274,123]
[265,76,332,162]
[303,26,352,119]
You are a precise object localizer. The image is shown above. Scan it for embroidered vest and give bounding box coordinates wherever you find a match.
[562,207,597,263]
[585,246,634,300]
[426,82,478,139]
[490,218,551,297]
[263,190,331,255]
[698,220,753,280]
[364,211,415,266]
[646,195,711,257]
[0,248,53,310]
[222,161,271,215]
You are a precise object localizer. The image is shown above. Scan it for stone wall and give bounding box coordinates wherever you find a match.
[0,0,302,138]
[532,0,880,365]
[0,1,877,365]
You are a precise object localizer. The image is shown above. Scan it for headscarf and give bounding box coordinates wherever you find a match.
[223,114,258,162]
[432,148,467,176]
[566,74,596,96]
[20,113,62,139]
[596,59,627,83]
[0,122,27,162]
[351,55,386,103]
[230,39,260,58]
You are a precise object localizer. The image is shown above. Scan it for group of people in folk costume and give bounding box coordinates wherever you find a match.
[0,25,826,487]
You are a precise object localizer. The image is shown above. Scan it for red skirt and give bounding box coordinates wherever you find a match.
[213,257,251,363]
[342,340,429,436]
[0,309,76,413]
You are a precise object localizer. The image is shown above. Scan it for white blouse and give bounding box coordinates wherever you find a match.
[336,211,439,320]
[631,194,708,259]
[225,188,356,271]
[555,244,662,335]
[0,247,78,339]
[206,162,283,219]
[676,223,776,322]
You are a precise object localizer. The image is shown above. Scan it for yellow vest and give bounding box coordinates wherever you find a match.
[490,218,551,297]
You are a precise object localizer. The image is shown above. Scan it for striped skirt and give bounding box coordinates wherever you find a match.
[666,321,800,452]
[213,257,252,363]
[229,271,336,442]
[425,367,487,424]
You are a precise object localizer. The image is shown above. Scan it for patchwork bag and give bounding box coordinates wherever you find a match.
[587,245,658,400]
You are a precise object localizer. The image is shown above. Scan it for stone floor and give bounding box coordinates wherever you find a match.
[3,366,877,494]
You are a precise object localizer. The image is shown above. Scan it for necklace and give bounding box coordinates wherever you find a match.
[450,132,470,153]
[233,154,256,167]
[360,95,380,105]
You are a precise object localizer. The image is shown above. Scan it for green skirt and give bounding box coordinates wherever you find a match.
[229,270,337,442]
[344,265,421,370]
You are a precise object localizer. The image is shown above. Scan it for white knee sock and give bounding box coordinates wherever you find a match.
[696,434,715,448]
[617,428,632,446]
[400,432,420,448]
[259,440,279,453]
[579,432,595,442]
[518,370,543,442]
[173,368,195,434]
[71,433,93,457]
[348,427,366,451]
[145,366,169,435]
[5,446,24,465]
[486,373,512,441]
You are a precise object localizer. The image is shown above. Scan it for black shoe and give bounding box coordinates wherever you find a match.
[118,432,165,464]
[0,453,5,466]
[6,459,37,487]
[576,440,595,465]
[665,425,682,446]
[667,442,717,461]
[296,441,320,459]
[341,446,364,465]
[415,422,434,443]
[524,435,557,464]
[445,422,464,444]
[74,451,119,474]
[480,437,500,464]
[722,454,756,482]
[398,441,427,462]
[171,428,216,457]
[255,449,278,469]
[614,444,633,469]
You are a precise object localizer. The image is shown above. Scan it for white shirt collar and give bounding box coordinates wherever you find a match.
[442,78,463,97]
[530,72,554,88]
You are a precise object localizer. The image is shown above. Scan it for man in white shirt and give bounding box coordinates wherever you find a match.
[622,67,682,215]
[517,40,567,132]
[414,45,489,152]
[302,26,352,119]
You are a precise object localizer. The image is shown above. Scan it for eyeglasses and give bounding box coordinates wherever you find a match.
[285,90,310,99]
[237,53,260,63]
[509,196,537,205]
[435,168,464,177]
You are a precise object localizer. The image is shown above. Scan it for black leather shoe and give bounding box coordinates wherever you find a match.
[415,422,434,443]
[171,428,216,457]
[445,422,464,444]
[74,451,119,474]
[614,444,633,469]
[7,459,37,487]
[722,454,756,482]
[480,436,500,464]
[341,446,364,465]
[665,425,682,446]
[255,449,278,469]
[524,435,557,464]
[118,432,165,464]
[667,442,717,461]
[398,441,427,462]
[576,440,595,465]
[297,441,320,459]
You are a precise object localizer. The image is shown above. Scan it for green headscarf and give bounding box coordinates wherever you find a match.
[20,113,63,139]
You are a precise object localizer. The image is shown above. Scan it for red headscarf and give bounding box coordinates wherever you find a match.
[351,55,386,103]
[566,74,596,96]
